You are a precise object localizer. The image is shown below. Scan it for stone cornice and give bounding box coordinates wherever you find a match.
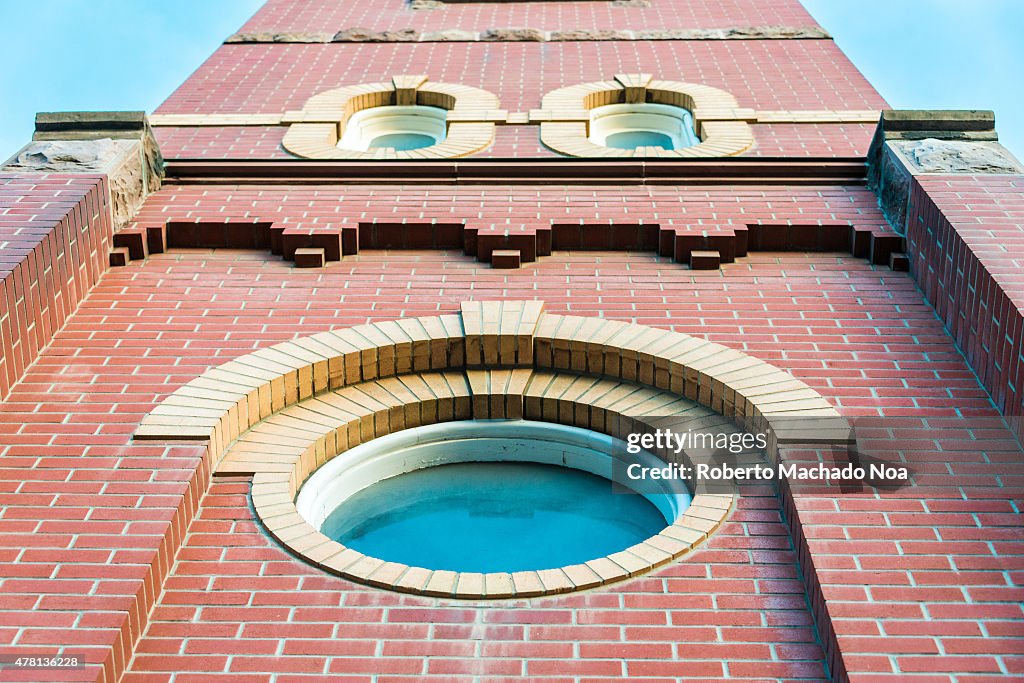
[224,25,831,44]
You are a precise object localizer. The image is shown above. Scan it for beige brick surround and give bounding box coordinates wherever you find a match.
[537,74,755,157]
[137,301,850,598]
[281,75,501,159]
[151,71,880,159]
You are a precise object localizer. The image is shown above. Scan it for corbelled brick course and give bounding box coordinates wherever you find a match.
[129,183,891,237]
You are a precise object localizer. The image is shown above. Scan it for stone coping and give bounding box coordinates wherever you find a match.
[281,76,499,159]
[134,301,853,596]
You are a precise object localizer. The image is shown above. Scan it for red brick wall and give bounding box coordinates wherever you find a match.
[907,175,1024,436]
[153,39,886,161]
[153,120,879,161]
[4,1,1021,681]
[0,242,1011,683]
[782,416,1024,683]
[3,183,1021,683]
[0,174,114,401]
[126,475,831,682]
[159,42,883,116]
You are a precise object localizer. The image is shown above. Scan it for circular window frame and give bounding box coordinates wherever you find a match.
[297,419,694,574]
[539,73,755,158]
[282,75,501,159]
[232,370,737,599]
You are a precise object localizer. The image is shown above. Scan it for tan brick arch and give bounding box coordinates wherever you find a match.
[536,73,756,157]
[136,301,848,598]
[282,75,502,159]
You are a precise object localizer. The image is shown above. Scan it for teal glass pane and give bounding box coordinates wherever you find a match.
[605,131,674,150]
[322,461,665,573]
[368,133,436,151]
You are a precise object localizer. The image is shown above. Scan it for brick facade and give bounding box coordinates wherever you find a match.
[0,1,1021,682]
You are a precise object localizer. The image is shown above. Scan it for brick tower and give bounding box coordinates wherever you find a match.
[1,1,1023,682]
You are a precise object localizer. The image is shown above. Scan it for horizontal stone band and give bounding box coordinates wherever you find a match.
[224,26,831,44]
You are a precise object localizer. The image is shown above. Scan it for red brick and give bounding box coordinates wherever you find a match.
[690,250,721,270]
[490,249,521,269]
[292,247,325,268]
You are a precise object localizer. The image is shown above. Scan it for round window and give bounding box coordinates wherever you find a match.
[588,103,698,151]
[296,420,691,574]
[338,105,447,152]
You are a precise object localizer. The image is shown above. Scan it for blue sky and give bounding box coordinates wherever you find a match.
[0,0,1021,161]
[801,0,1024,157]
[0,0,263,160]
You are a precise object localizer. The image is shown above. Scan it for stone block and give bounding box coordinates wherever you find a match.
[480,28,544,42]
[3,111,163,229]
[875,109,996,138]
[867,109,1022,230]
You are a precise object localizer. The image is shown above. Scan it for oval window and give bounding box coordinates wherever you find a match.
[339,105,447,152]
